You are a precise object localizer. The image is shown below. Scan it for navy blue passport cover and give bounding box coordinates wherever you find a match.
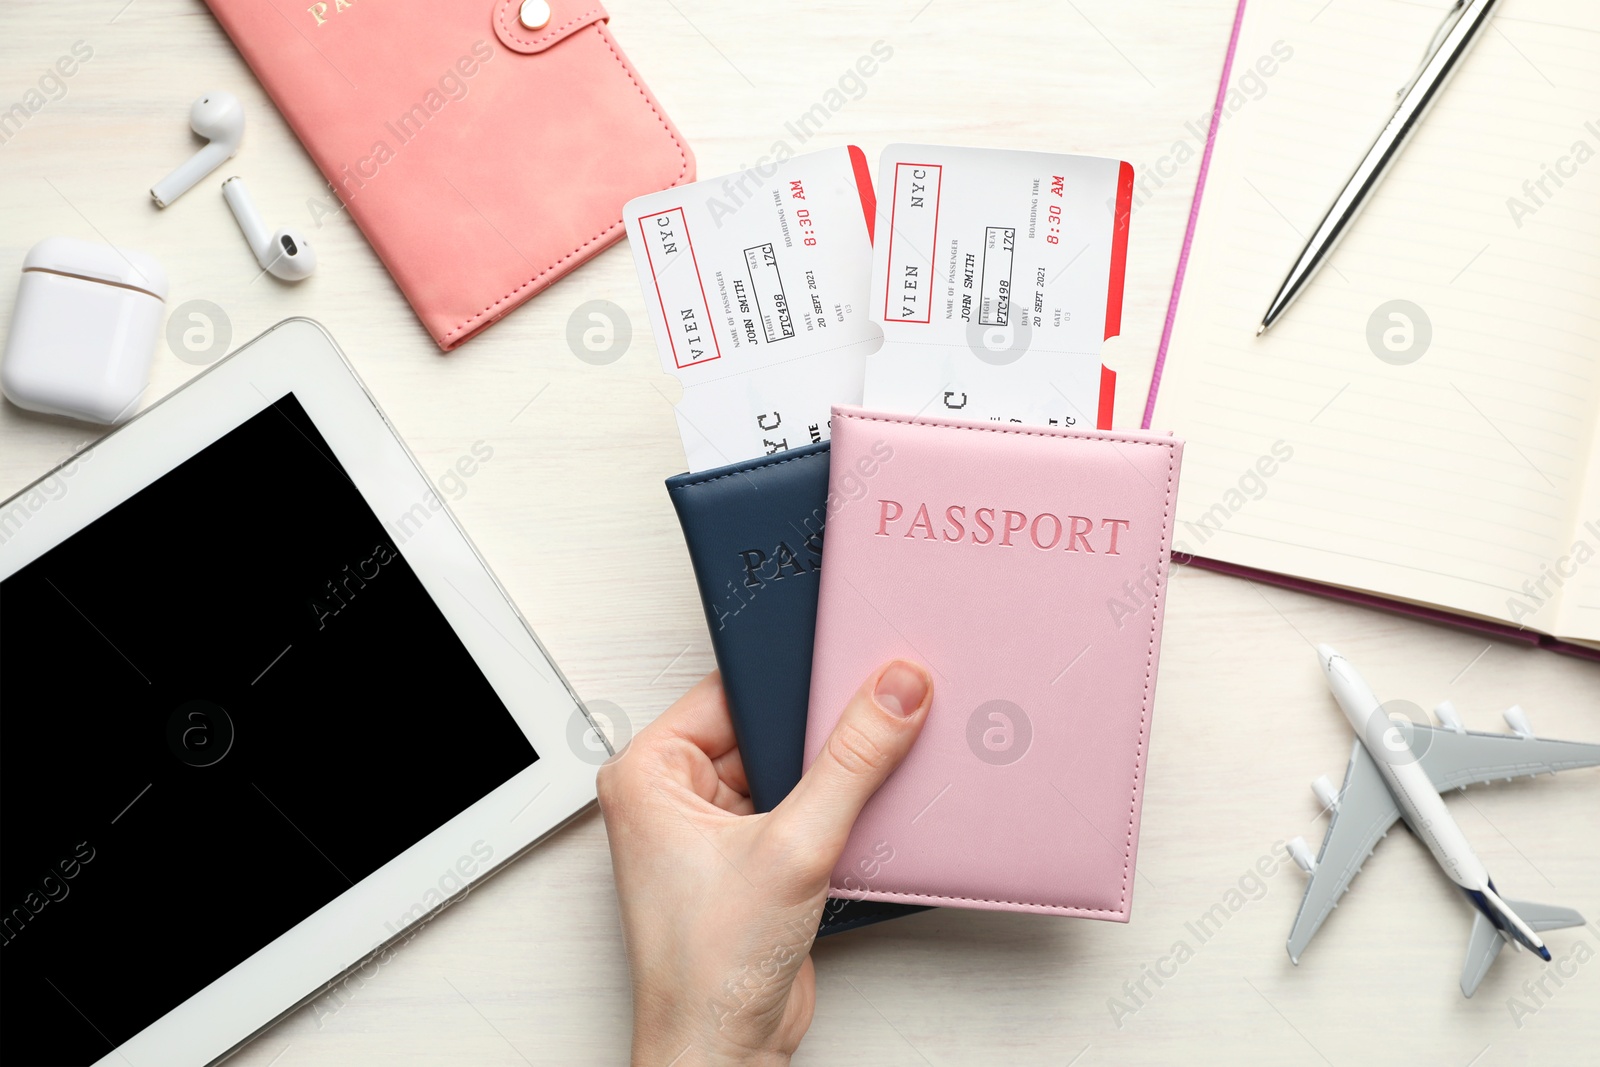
[666,443,926,936]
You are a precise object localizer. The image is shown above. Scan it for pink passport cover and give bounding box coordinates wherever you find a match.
[804,407,1183,919]
[203,0,693,350]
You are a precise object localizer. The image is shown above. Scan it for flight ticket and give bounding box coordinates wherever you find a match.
[624,146,879,473]
[625,144,1133,471]
[866,144,1132,429]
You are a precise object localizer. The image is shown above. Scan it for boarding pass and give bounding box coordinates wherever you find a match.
[624,147,879,473]
[864,144,1132,428]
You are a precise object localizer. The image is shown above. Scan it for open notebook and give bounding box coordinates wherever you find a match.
[1148,0,1600,654]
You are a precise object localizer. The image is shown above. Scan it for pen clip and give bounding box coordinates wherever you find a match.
[1398,0,1467,98]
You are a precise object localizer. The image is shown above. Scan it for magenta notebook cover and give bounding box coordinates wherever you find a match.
[803,407,1183,918]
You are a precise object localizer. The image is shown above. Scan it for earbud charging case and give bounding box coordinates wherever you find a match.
[2,236,168,424]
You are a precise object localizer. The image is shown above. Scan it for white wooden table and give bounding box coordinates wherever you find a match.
[3,1,1597,1063]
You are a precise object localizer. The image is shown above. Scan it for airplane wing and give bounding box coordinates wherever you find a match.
[1414,725,1600,792]
[1287,739,1401,963]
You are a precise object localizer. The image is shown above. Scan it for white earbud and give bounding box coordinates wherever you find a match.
[151,92,245,208]
[221,177,316,282]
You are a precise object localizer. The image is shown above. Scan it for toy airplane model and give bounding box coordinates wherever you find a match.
[1285,645,1600,996]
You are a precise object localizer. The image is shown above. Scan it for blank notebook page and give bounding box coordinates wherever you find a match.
[1152,0,1600,640]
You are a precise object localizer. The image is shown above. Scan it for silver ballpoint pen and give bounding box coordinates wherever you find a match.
[1258,0,1501,334]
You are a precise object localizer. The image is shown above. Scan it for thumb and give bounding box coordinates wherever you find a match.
[770,660,932,857]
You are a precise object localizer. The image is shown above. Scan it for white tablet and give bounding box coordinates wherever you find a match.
[0,319,603,1067]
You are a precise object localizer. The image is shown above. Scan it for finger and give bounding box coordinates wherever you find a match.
[625,671,759,813]
[657,739,751,813]
[634,671,739,759]
[709,780,756,815]
[767,660,931,854]
[711,745,750,798]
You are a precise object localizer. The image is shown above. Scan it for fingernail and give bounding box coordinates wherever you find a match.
[874,660,928,718]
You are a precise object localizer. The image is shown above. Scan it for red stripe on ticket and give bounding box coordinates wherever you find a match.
[882,163,942,323]
[637,207,722,370]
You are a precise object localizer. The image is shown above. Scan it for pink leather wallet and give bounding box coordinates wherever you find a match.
[804,406,1183,919]
[203,0,693,349]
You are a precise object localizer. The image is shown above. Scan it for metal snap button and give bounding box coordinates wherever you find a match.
[519,0,551,30]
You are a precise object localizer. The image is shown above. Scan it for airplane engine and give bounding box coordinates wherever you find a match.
[1433,700,1465,733]
[1503,705,1534,739]
[1311,773,1340,813]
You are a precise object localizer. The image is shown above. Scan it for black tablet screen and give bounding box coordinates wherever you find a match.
[0,393,538,1065]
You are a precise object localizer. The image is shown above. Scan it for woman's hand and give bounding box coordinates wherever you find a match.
[597,660,932,1066]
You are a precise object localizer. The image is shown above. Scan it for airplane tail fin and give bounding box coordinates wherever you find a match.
[1461,898,1585,997]
[1460,912,1503,997]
